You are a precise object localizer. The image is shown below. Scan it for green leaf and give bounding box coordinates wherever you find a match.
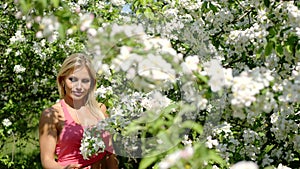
[194,73,208,83]
[150,119,165,132]
[58,25,65,39]
[286,45,293,54]
[264,167,274,169]
[138,156,157,169]
[275,44,283,56]
[264,41,274,56]
[144,7,154,19]
[201,1,208,12]
[264,0,270,8]
[51,0,59,8]
[256,53,261,59]
[140,0,147,6]
[268,27,276,37]
[181,120,203,134]
[19,0,31,14]
[209,2,218,12]
[265,144,275,153]
[39,0,47,9]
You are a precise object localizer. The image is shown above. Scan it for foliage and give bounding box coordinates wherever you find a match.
[1,0,300,169]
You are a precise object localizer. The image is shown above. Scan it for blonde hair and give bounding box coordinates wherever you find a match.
[57,53,105,120]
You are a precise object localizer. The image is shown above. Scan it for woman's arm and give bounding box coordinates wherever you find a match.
[105,154,119,169]
[99,102,107,118]
[39,107,81,169]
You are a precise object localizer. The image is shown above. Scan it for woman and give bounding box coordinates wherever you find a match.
[39,53,118,169]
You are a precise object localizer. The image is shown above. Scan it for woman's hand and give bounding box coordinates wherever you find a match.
[105,154,119,169]
[64,163,82,169]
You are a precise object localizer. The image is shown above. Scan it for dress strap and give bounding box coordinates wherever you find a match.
[60,99,73,123]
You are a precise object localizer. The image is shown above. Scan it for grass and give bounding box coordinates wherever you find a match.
[1,128,42,168]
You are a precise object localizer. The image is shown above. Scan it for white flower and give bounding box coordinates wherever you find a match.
[111,0,126,6]
[138,54,175,81]
[231,72,260,107]
[87,28,97,36]
[257,8,268,22]
[180,146,194,159]
[212,165,220,169]
[270,113,279,123]
[5,48,12,55]
[10,30,26,43]
[182,135,192,146]
[80,124,107,160]
[80,13,94,31]
[14,65,26,73]
[95,85,113,98]
[126,68,136,79]
[276,163,292,169]
[262,154,274,166]
[158,146,194,169]
[78,0,88,5]
[230,161,258,169]
[205,136,219,149]
[204,59,223,76]
[40,16,60,36]
[155,138,163,145]
[224,68,233,87]
[204,59,225,92]
[36,31,43,38]
[2,118,12,127]
[213,122,232,137]
[208,76,225,92]
[198,97,208,110]
[181,55,199,74]
[158,151,181,169]
[146,91,171,113]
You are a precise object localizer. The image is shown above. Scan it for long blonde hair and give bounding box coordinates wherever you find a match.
[57,53,105,120]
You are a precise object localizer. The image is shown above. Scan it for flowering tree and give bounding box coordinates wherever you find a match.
[1,0,299,169]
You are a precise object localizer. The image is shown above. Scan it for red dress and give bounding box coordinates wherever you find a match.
[55,100,113,168]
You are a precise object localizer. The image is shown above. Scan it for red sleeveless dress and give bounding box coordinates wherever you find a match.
[55,100,113,168]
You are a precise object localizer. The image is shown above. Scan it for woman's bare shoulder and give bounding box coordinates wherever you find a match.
[40,102,63,124]
[98,102,108,118]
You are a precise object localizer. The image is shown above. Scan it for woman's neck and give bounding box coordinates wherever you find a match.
[63,96,87,109]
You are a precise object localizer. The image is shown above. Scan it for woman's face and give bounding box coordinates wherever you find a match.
[64,66,92,101]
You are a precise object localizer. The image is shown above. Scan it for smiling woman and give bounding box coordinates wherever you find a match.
[63,66,93,108]
[39,53,119,169]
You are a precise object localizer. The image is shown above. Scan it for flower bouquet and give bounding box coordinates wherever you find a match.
[80,120,108,160]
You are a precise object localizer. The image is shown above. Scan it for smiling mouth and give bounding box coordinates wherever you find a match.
[72,91,84,96]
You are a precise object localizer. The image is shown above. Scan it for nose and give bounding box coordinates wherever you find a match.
[75,81,83,91]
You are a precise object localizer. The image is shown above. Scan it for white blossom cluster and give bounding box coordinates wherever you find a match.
[278,64,300,103]
[94,80,171,156]
[158,146,194,169]
[13,64,26,73]
[80,120,107,160]
[229,67,274,108]
[81,0,299,167]
[2,118,12,127]
[10,30,26,43]
[180,55,200,74]
[9,0,300,168]
[93,26,181,90]
[95,85,113,99]
[226,23,269,53]
[35,16,60,42]
[203,59,225,92]
[230,161,258,169]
